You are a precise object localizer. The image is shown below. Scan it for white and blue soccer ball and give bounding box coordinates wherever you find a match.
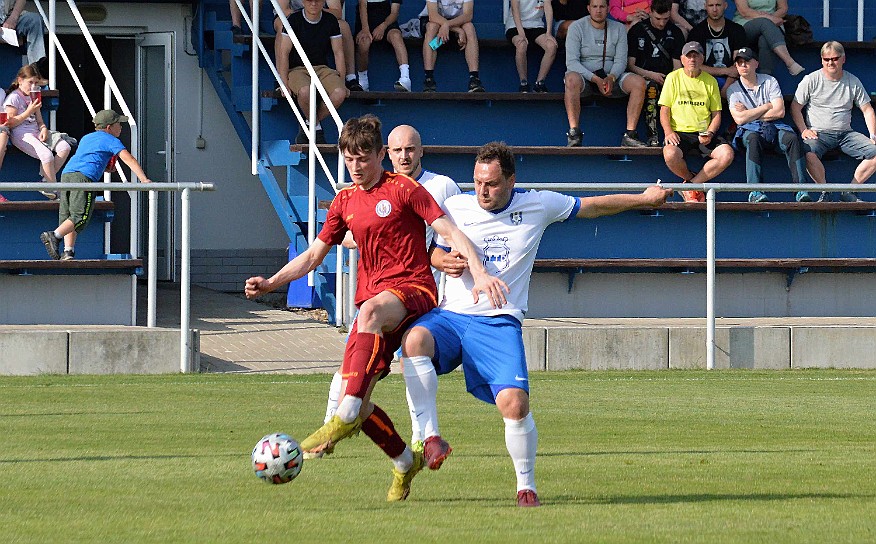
[251,433,303,484]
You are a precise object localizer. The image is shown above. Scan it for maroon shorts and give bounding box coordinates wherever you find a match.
[342,283,437,397]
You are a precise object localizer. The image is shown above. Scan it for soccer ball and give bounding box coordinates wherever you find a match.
[251,433,304,484]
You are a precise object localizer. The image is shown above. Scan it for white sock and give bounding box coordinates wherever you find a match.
[399,63,410,80]
[504,413,537,493]
[392,445,413,472]
[402,355,439,442]
[345,73,356,81]
[357,70,369,87]
[335,395,362,423]
[52,230,63,239]
[323,371,342,423]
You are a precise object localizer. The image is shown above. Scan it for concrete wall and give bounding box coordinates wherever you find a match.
[0,275,135,325]
[0,327,199,375]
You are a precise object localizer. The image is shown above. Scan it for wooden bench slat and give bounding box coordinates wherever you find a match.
[290,143,663,156]
[0,201,115,212]
[0,259,143,270]
[533,258,876,269]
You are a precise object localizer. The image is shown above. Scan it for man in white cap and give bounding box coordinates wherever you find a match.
[658,40,733,202]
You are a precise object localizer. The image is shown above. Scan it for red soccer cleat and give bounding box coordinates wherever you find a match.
[423,435,452,470]
[517,489,541,507]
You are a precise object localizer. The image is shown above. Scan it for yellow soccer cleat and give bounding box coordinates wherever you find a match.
[299,415,361,455]
[387,450,425,502]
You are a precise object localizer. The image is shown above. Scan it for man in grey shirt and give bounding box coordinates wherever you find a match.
[791,41,876,202]
[563,0,647,147]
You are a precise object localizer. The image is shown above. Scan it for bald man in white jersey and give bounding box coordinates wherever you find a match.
[401,142,670,507]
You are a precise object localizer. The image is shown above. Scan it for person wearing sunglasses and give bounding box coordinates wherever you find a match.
[790,41,876,202]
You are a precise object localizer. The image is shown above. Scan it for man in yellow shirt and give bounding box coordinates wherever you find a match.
[659,41,734,202]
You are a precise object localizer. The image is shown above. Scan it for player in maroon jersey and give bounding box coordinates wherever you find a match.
[244,115,507,501]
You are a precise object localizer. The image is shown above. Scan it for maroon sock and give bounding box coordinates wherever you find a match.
[361,404,406,459]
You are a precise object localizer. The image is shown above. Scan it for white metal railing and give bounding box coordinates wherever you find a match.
[32,0,156,320]
[458,181,876,371]
[0,181,215,372]
[821,0,866,41]
[234,0,352,325]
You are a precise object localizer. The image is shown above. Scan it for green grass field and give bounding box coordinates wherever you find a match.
[2,370,875,543]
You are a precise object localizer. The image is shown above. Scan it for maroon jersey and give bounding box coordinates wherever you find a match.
[318,171,445,305]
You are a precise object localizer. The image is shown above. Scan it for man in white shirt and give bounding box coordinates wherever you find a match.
[420,0,485,92]
[400,141,670,507]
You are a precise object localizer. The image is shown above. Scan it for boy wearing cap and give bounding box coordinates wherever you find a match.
[40,109,151,261]
[658,40,733,202]
[727,47,810,203]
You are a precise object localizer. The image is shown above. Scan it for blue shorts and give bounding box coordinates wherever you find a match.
[803,130,876,160]
[409,309,528,404]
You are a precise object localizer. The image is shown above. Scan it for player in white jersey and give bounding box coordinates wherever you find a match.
[400,142,670,506]
[310,125,461,460]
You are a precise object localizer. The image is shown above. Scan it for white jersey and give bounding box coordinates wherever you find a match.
[419,169,461,249]
[436,189,577,322]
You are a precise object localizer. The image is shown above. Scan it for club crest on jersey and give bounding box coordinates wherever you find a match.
[375,199,392,218]
[510,211,522,225]
[482,236,510,273]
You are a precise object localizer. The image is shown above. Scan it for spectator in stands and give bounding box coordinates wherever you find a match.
[687,0,745,97]
[421,0,485,92]
[1,0,45,65]
[274,0,362,93]
[732,0,804,76]
[727,47,810,203]
[670,0,705,37]
[278,0,349,144]
[791,41,876,203]
[659,41,733,202]
[564,0,648,147]
[4,64,71,199]
[505,0,558,92]
[230,0,258,34]
[626,0,684,146]
[552,0,587,39]
[355,0,411,91]
[609,0,651,29]
[0,86,6,203]
[40,109,151,261]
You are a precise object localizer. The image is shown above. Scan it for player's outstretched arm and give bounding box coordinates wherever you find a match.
[245,238,332,299]
[576,185,672,219]
[431,216,509,307]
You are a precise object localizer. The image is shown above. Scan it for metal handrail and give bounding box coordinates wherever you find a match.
[0,182,215,372]
[234,0,351,325]
[457,181,876,371]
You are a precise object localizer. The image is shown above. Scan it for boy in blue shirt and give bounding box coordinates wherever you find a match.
[40,109,151,260]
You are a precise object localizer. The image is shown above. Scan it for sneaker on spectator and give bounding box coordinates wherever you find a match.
[394,77,412,92]
[346,79,365,92]
[61,249,75,261]
[621,132,648,147]
[840,191,863,202]
[40,190,59,200]
[468,76,485,92]
[647,134,661,147]
[796,191,812,202]
[423,76,437,92]
[518,80,529,93]
[533,80,548,93]
[680,178,704,203]
[40,231,60,260]
[295,126,307,144]
[315,129,326,144]
[566,127,582,147]
[517,489,541,507]
[748,190,768,203]
[817,191,831,202]
[230,25,243,36]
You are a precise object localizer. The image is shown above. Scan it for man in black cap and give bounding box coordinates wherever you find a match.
[658,40,734,202]
[40,109,151,260]
[726,47,811,203]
